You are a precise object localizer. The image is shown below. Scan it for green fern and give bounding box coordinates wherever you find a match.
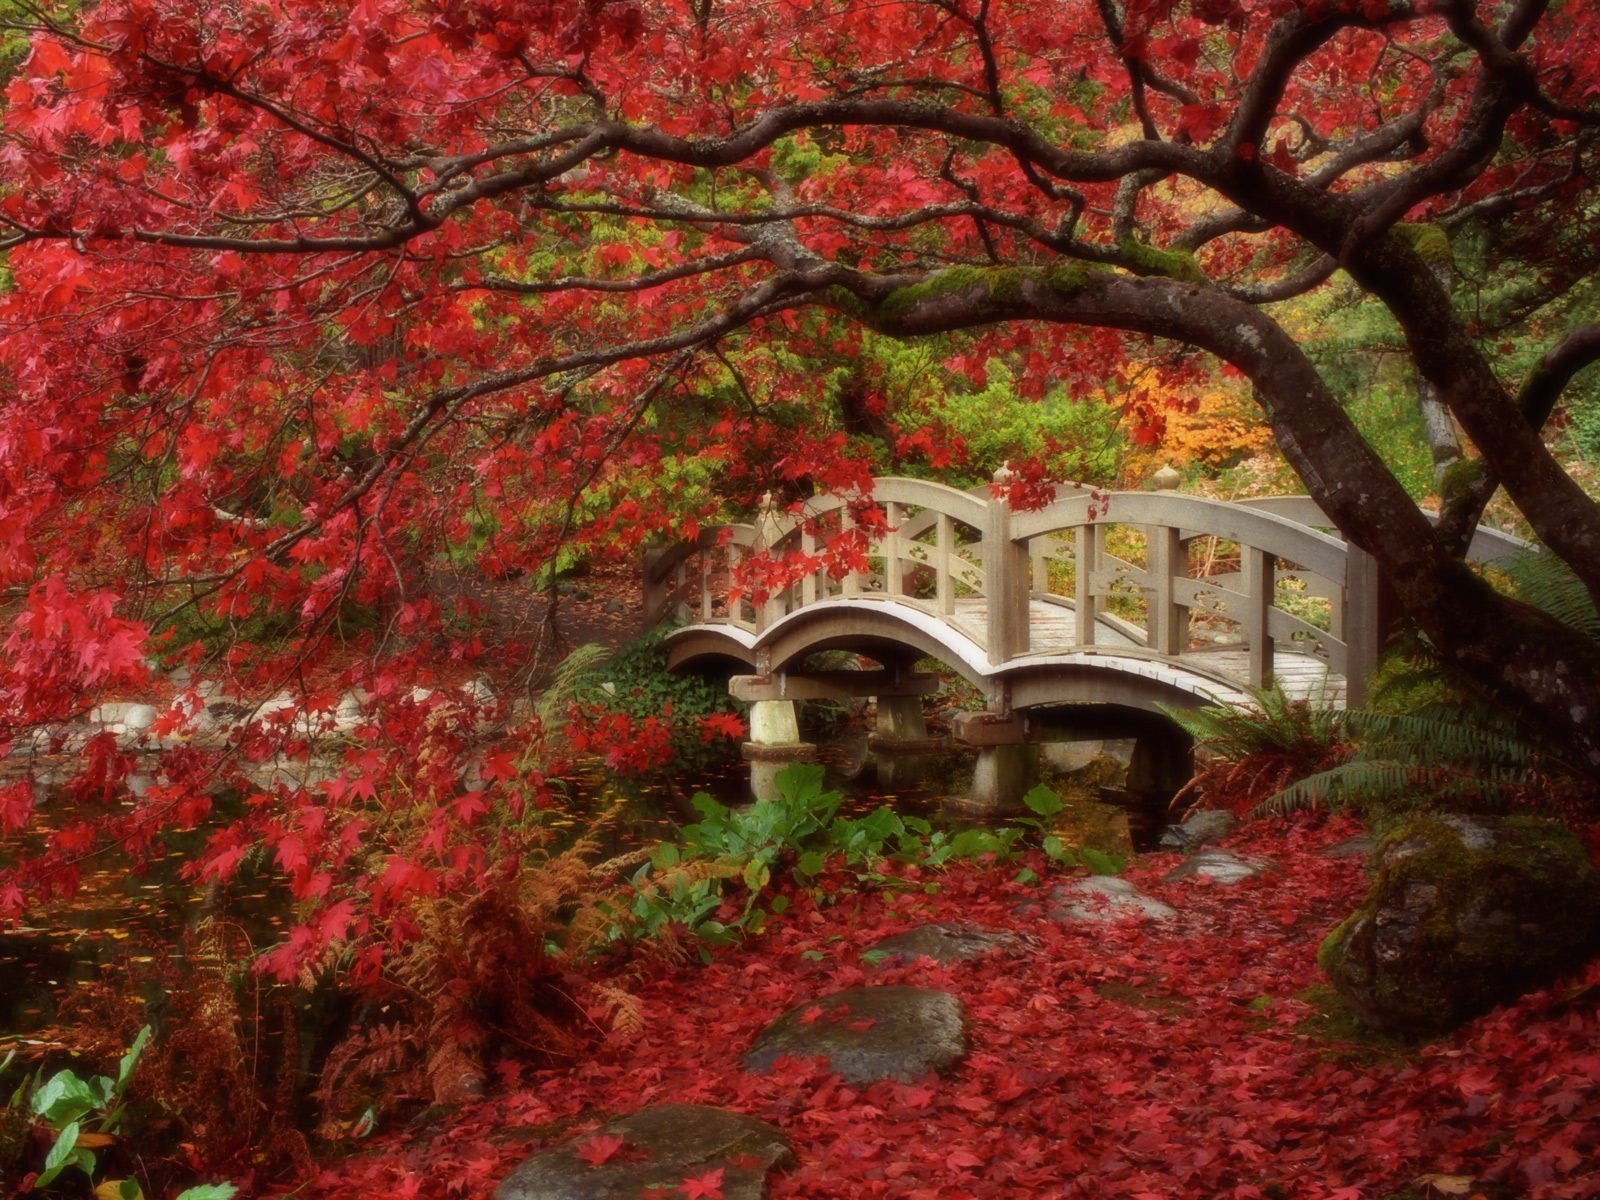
[1162,679,1342,760]
[1259,550,1597,819]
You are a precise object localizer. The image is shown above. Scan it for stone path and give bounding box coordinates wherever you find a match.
[494,831,1282,1198]
[744,985,968,1084]
[494,1104,792,1200]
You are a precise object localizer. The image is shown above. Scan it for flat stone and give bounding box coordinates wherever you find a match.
[1158,809,1236,851]
[1047,876,1177,922]
[1163,849,1272,885]
[745,986,967,1083]
[495,1104,791,1200]
[1324,834,1375,860]
[867,923,1019,965]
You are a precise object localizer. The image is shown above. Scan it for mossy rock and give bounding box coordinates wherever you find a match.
[1318,814,1600,1037]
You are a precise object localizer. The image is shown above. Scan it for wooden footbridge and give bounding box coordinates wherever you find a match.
[646,473,1523,803]
[648,476,1525,714]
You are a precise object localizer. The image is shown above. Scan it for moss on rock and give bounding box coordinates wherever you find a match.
[1319,814,1600,1037]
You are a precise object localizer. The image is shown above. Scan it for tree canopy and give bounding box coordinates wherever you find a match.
[2,0,1599,942]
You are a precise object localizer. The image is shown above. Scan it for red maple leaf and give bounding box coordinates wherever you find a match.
[679,1167,725,1199]
[576,1133,627,1166]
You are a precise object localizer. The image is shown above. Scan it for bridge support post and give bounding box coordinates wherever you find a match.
[1125,724,1194,812]
[743,699,818,801]
[868,696,943,789]
[968,743,1041,814]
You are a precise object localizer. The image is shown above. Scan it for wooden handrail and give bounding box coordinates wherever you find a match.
[644,477,1527,706]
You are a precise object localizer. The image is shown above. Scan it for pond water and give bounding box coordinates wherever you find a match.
[0,713,1142,1052]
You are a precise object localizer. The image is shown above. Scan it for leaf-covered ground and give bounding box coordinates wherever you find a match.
[291,817,1600,1200]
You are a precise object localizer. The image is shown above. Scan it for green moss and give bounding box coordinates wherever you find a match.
[1438,457,1483,504]
[1292,983,1418,1061]
[1116,237,1207,284]
[1322,814,1600,1036]
[874,263,1109,322]
[1395,222,1454,267]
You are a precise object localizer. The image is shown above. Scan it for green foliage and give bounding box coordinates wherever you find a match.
[918,359,1127,486]
[617,765,1105,945]
[1263,552,1598,819]
[552,630,743,768]
[1344,381,1436,500]
[1162,682,1347,816]
[1164,682,1343,764]
[1,1030,236,1198]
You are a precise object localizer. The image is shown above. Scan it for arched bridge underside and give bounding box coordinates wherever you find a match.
[651,477,1529,721]
[664,596,1328,716]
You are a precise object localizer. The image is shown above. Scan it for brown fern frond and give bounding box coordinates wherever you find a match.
[589,983,645,1042]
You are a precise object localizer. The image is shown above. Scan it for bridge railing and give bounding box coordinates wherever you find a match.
[1006,490,1359,690]
[646,475,1528,708]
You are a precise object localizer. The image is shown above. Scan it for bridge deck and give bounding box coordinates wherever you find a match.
[669,593,1345,713]
[959,597,1345,707]
[642,480,1515,713]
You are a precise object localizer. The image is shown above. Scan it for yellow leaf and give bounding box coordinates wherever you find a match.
[1413,1174,1476,1195]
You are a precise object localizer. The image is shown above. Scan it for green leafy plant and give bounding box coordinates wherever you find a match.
[616,765,1118,946]
[1,1031,236,1198]
[551,630,745,769]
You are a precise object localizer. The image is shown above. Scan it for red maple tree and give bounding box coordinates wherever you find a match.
[1,0,1598,1042]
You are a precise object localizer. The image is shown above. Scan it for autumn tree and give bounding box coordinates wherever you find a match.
[2,0,1600,945]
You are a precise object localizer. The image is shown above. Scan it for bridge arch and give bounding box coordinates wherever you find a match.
[646,474,1529,806]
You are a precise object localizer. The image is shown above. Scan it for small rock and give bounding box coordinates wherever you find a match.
[1047,876,1177,922]
[1323,834,1375,860]
[1164,849,1272,885]
[121,704,158,733]
[1158,809,1235,851]
[867,923,1019,965]
[603,598,628,615]
[745,986,967,1083]
[334,690,368,730]
[495,1104,792,1200]
[460,677,497,707]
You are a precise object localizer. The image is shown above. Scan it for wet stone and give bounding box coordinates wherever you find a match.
[494,1104,792,1200]
[866,923,1019,965]
[1164,849,1273,885]
[1324,834,1375,860]
[1158,809,1236,851]
[1046,876,1177,922]
[745,986,967,1084]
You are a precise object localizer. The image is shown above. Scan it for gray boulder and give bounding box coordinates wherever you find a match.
[745,986,966,1083]
[1047,876,1176,922]
[1158,809,1236,851]
[1319,814,1600,1037]
[495,1104,791,1200]
[1164,849,1272,885]
[867,923,1019,964]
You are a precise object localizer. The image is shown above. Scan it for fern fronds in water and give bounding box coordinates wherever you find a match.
[536,642,615,725]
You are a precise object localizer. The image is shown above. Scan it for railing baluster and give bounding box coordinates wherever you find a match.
[884,501,902,597]
[700,552,713,622]
[801,527,817,606]
[1150,525,1183,656]
[1344,544,1381,707]
[675,559,689,624]
[1242,545,1275,687]
[1031,539,1048,594]
[1074,523,1100,647]
[983,467,1030,663]
[936,513,954,615]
